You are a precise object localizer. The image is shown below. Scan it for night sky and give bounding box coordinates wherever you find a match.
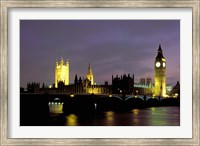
[20,20,180,88]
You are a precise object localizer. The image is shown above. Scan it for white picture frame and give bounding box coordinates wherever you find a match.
[0,0,199,145]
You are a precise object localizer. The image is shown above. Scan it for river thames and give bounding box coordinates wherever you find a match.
[49,106,180,126]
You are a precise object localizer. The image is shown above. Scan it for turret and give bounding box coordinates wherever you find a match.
[79,77,82,84]
[60,58,64,65]
[55,57,70,88]
[66,59,69,65]
[74,74,78,85]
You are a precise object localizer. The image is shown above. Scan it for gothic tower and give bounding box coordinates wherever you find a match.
[55,58,69,88]
[86,62,94,85]
[154,44,166,97]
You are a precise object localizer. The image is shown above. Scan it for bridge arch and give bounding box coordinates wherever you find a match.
[95,95,124,112]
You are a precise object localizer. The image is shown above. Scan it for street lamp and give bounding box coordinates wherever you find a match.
[70,93,74,98]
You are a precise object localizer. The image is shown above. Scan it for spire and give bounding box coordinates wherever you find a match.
[158,44,163,53]
[66,59,69,65]
[61,48,65,60]
[87,62,93,75]
[74,74,78,84]
[60,58,64,65]
[176,81,180,86]
[79,77,82,84]
[156,44,164,58]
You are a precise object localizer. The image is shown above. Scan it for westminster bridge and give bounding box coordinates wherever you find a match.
[20,93,180,125]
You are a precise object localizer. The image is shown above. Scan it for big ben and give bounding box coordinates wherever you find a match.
[154,44,166,97]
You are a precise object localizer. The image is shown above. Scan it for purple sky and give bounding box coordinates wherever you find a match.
[20,20,180,88]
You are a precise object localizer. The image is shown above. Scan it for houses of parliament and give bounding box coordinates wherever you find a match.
[25,45,179,98]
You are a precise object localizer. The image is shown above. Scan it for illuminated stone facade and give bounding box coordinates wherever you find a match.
[84,63,108,94]
[55,58,69,88]
[25,45,171,97]
[154,45,166,97]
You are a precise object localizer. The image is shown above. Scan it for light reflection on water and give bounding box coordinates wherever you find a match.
[132,109,140,125]
[105,111,114,126]
[49,106,180,126]
[65,114,78,126]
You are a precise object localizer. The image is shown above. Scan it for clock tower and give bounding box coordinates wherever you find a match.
[154,44,166,97]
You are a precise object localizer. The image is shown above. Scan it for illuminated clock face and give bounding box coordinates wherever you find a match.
[156,62,161,67]
[163,62,166,67]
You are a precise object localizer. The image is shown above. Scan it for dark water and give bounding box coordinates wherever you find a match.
[49,106,180,126]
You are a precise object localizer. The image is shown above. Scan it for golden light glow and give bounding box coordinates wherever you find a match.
[151,107,155,112]
[109,94,112,97]
[55,58,69,88]
[107,111,114,116]
[174,93,178,98]
[66,114,78,126]
[132,109,139,115]
[86,87,103,94]
[49,102,63,113]
[106,111,114,122]
[70,94,74,97]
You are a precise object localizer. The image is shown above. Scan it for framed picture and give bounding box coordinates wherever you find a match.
[1,0,199,145]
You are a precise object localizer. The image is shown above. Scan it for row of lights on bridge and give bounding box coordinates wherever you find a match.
[70,93,113,98]
[48,102,64,105]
